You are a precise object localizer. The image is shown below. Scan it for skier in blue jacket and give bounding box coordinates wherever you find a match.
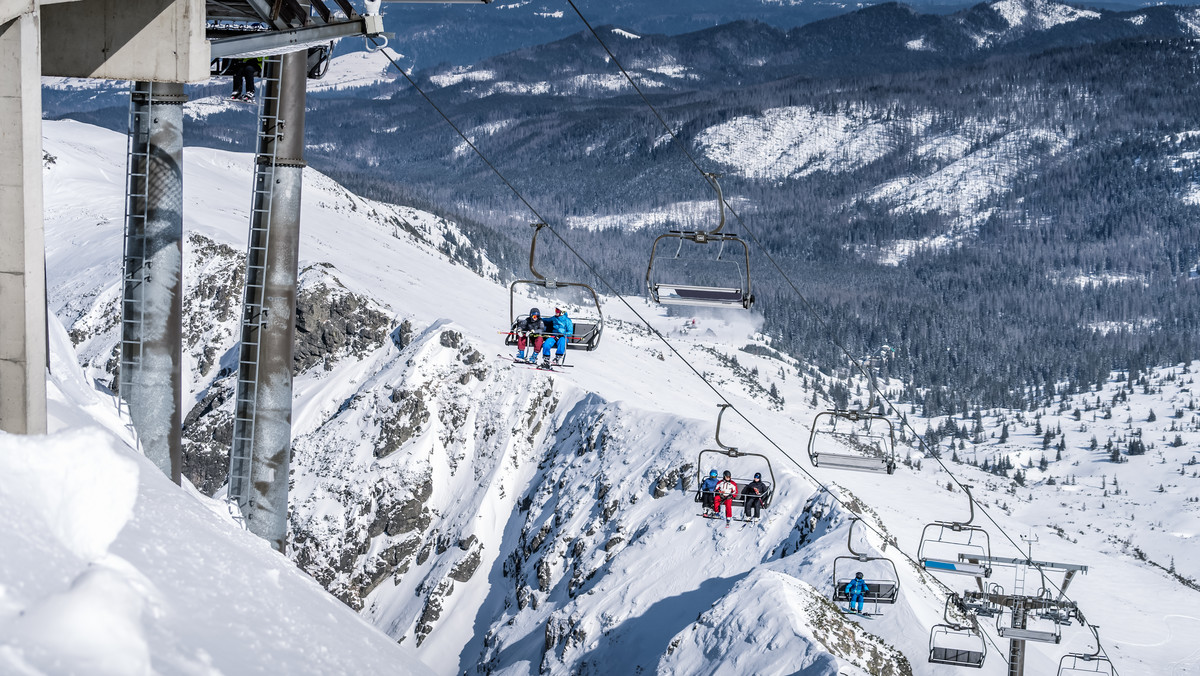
[845,572,869,613]
[540,307,573,368]
[699,469,720,516]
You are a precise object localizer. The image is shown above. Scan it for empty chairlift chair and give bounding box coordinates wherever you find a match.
[917,486,993,578]
[929,595,987,669]
[1058,621,1115,676]
[506,222,603,352]
[693,404,775,511]
[831,517,900,609]
[807,409,897,474]
[646,174,754,310]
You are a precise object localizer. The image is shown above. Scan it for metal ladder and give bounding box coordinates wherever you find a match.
[118,81,152,438]
[228,57,283,509]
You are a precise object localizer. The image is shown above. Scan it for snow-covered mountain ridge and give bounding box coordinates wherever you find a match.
[36,119,1200,674]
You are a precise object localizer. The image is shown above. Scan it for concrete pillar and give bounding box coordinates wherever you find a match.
[0,12,47,435]
[120,81,185,483]
[231,50,306,552]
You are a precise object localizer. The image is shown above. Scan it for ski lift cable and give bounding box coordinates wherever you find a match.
[366,37,1009,658]
[565,5,1118,667]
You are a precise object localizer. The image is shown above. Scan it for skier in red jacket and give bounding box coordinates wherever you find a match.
[713,470,738,525]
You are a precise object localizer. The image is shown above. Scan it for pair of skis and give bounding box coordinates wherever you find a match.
[497,354,572,372]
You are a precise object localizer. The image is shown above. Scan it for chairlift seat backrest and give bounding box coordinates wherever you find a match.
[652,283,751,308]
[833,579,899,604]
[929,647,985,668]
[997,626,1061,643]
[811,453,895,474]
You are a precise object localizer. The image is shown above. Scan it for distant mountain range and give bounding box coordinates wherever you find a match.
[45,0,1200,411]
[379,0,1200,66]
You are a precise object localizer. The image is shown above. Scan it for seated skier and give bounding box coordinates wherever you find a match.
[713,470,738,525]
[540,307,573,368]
[514,308,545,363]
[845,572,869,614]
[742,472,768,523]
[699,469,720,516]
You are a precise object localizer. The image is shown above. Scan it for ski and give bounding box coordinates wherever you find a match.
[496,354,574,368]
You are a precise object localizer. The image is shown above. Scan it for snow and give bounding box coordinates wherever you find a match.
[990,0,1099,30]
[0,324,434,675]
[307,48,403,92]
[564,197,753,232]
[30,118,1200,675]
[429,68,498,88]
[1127,14,1147,26]
[906,37,932,51]
[1180,8,1200,37]
[698,106,918,180]
[612,28,641,39]
[1184,185,1200,206]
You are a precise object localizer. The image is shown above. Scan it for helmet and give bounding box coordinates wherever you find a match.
[723,470,731,478]
[529,307,541,317]
[709,470,718,478]
[855,572,864,579]
[554,307,563,315]
[754,472,762,480]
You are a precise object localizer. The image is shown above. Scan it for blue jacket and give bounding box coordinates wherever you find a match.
[700,476,719,493]
[845,578,869,596]
[547,312,573,339]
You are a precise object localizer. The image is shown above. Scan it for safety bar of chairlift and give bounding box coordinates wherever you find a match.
[918,486,993,577]
[509,223,604,327]
[928,595,987,668]
[1057,622,1114,675]
[806,410,898,474]
[832,517,901,604]
[644,174,753,310]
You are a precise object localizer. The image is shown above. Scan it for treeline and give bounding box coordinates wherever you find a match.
[178,37,1200,414]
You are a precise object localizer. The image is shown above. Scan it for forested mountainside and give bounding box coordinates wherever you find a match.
[46,0,1200,415]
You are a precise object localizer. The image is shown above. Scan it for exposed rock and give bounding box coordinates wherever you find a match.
[374,389,431,459]
[415,579,454,646]
[294,274,390,373]
[536,558,552,592]
[653,462,695,499]
[449,542,483,583]
[604,536,623,552]
[391,319,413,351]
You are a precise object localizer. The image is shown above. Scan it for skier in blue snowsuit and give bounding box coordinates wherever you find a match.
[845,572,868,613]
[540,307,573,367]
[699,470,720,516]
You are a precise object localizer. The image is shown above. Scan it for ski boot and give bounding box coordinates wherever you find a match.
[241,92,255,102]
[540,356,552,369]
[552,354,565,367]
[516,349,526,361]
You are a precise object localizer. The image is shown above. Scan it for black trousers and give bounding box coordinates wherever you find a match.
[743,495,762,519]
[232,63,260,96]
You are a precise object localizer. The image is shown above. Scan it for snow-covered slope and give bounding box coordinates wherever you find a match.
[36,119,1200,675]
[0,316,433,674]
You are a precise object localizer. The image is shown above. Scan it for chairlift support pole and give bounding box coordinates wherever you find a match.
[961,553,1087,676]
[120,81,186,484]
[228,50,307,552]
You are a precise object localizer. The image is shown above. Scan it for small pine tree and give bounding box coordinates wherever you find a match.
[1039,454,1049,471]
[1148,410,1157,422]
[999,424,1009,444]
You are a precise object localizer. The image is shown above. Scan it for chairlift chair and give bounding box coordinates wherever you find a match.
[1057,622,1115,676]
[928,595,987,669]
[918,486,993,578]
[831,517,900,608]
[807,409,897,474]
[693,405,775,510]
[507,223,604,351]
[646,174,754,310]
